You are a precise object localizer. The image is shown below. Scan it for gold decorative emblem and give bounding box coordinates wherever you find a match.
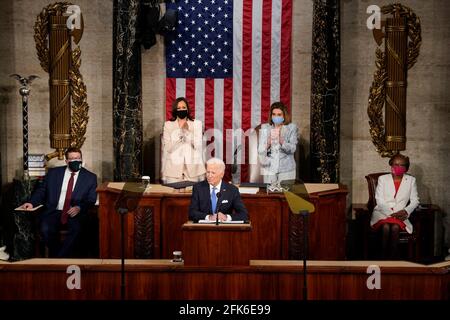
[34,2,89,160]
[368,3,421,157]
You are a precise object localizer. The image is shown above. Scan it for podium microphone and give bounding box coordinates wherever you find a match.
[117,207,128,215]
[215,192,222,226]
[231,145,241,174]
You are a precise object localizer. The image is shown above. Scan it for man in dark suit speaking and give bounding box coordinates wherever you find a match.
[189,157,248,222]
[21,147,97,257]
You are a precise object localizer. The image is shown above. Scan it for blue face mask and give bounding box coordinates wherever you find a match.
[272,116,284,125]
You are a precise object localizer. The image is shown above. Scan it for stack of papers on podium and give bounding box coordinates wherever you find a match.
[163,181,196,189]
[238,187,259,194]
[198,220,245,224]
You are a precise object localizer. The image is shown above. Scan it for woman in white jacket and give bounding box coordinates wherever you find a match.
[370,154,419,259]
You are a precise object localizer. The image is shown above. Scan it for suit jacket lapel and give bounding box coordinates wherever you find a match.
[71,168,84,199]
[220,182,228,200]
[396,175,409,201]
[203,181,213,213]
[54,167,66,200]
[386,174,395,201]
[217,182,229,212]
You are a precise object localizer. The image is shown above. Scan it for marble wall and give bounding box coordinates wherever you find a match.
[341,0,450,248]
[0,0,312,185]
[0,1,448,246]
[0,0,113,184]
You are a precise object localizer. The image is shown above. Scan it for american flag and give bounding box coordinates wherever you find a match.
[165,0,292,182]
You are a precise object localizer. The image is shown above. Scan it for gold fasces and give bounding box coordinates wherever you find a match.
[381,3,421,70]
[386,135,406,143]
[44,149,65,162]
[385,81,406,87]
[385,16,407,151]
[367,3,421,157]
[34,2,89,160]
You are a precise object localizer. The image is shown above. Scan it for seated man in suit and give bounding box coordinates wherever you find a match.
[21,147,97,257]
[189,158,248,222]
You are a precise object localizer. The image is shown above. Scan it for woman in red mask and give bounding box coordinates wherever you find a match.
[370,154,420,259]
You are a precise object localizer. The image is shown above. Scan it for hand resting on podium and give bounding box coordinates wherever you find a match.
[208,212,229,222]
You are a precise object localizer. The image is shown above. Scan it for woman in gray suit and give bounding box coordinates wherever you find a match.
[258,102,298,183]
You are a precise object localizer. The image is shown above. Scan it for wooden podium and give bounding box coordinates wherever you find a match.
[97,182,348,260]
[182,221,252,266]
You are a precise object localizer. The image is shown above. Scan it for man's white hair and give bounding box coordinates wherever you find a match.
[206,157,225,172]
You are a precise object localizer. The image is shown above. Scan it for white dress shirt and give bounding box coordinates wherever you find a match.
[57,168,80,210]
[205,180,231,221]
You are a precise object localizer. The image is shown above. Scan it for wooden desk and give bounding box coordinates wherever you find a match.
[97,183,348,260]
[1,259,448,300]
[182,221,252,266]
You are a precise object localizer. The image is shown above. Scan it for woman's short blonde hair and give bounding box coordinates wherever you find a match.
[268,101,291,125]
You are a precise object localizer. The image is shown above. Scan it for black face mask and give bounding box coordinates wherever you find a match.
[68,160,82,172]
[177,110,188,119]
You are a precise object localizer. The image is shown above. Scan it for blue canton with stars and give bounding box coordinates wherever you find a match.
[166,0,233,78]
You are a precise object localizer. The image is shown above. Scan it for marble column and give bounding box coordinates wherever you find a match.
[12,178,39,261]
[113,0,143,181]
[310,0,340,183]
[0,152,4,249]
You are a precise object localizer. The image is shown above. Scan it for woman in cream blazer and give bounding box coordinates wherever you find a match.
[161,97,206,183]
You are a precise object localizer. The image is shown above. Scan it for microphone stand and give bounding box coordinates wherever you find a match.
[215,192,221,226]
[113,182,145,300]
[300,209,309,301]
[117,207,128,301]
[231,143,241,184]
[283,188,314,301]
